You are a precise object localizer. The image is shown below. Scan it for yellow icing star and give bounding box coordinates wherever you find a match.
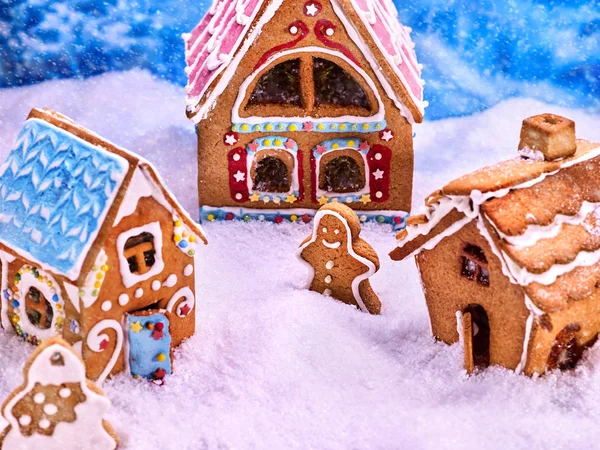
[130,321,143,333]
[249,193,261,202]
[318,196,329,205]
[285,194,298,204]
[360,194,371,204]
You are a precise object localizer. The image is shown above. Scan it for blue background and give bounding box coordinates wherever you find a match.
[0,0,598,120]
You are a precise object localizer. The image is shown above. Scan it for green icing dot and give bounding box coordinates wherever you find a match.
[188,249,196,256]
[92,290,98,297]
[243,215,251,222]
[377,216,385,223]
[15,273,21,281]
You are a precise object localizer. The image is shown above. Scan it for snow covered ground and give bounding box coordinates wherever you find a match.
[0,71,600,449]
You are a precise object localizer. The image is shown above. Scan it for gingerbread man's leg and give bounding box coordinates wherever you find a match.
[358,280,381,315]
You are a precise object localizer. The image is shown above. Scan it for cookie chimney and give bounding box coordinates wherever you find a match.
[518,113,576,161]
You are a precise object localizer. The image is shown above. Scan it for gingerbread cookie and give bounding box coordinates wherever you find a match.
[297,203,381,314]
[0,337,118,449]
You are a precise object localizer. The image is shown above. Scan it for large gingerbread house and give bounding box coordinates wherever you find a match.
[0,109,207,383]
[184,0,426,227]
[390,114,600,375]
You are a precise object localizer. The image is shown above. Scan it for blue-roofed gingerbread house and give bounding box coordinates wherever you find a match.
[0,109,207,383]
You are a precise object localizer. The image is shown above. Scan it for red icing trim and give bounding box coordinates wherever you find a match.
[314,20,361,68]
[367,145,392,203]
[297,148,305,202]
[228,147,249,203]
[254,21,309,71]
[310,150,318,203]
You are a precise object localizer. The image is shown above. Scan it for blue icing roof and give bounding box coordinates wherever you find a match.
[0,118,129,278]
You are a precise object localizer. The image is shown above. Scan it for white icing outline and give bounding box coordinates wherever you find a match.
[13,268,64,341]
[233,47,385,126]
[0,250,15,330]
[116,222,164,289]
[166,287,196,318]
[2,343,116,449]
[314,144,371,201]
[296,210,376,313]
[86,319,124,384]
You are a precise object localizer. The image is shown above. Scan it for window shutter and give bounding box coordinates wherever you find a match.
[297,148,305,202]
[367,144,391,202]
[228,147,249,203]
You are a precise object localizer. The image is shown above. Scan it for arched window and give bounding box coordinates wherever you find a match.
[319,152,366,193]
[253,156,290,193]
[25,286,53,330]
[547,323,583,371]
[124,232,156,275]
[313,58,369,109]
[461,244,489,287]
[243,54,374,117]
[248,59,302,106]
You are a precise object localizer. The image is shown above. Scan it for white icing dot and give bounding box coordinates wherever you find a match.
[325,275,332,284]
[375,153,382,160]
[39,419,51,429]
[360,215,367,222]
[324,289,332,296]
[101,301,112,312]
[290,26,298,34]
[376,191,383,199]
[164,274,177,288]
[235,193,242,200]
[326,261,334,270]
[326,28,334,36]
[258,215,265,221]
[322,228,327,233]
[263,196,271,203]
[135,288,143,298]
[44,404,58,415]
[18,415,31,426]
[184,264,194,277]
[59,388,71,398]
[152,280,161,291]
[233,153,240,161]
[118,294,129,306]
[334,229,340,235]
[33,393,45,404]
[345,197,353,203]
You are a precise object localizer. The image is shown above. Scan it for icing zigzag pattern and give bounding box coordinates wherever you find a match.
[0,119,128,278]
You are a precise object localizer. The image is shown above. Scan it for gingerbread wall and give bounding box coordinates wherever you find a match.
[79,196,197,381]
[196,0,414,214]
[415,220,529,370]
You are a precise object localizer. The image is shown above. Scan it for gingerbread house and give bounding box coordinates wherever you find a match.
[0,108,207,383]
[390,114,600,375]
[184,0,426,227]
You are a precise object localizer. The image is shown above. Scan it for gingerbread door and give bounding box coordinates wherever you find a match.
[126,310,172,380]
[462,305,490,374]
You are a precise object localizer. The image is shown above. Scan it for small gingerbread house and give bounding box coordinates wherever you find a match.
[184,0,426,227]
[390,114,600,375]
[0,109,207,383]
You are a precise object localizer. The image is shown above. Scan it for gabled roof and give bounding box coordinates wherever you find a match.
[184,0,425,124]
[0,109,207,282]
[390,140,600,314]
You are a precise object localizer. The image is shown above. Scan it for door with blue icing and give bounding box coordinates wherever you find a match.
[126,310,172,381]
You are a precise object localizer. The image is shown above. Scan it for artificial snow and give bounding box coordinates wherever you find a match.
[0,71,599,449]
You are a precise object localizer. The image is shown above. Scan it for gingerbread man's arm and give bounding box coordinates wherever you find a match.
[352,238,380,272]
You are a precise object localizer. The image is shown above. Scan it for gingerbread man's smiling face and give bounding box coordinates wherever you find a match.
[316,214,348,249]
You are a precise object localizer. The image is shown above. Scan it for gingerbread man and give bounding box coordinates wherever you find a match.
[297,203,381,314]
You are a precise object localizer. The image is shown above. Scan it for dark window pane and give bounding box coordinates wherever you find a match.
[313,58,369,109]
[25,287,53,330]
[144,249,156,268]
[248,59,301,106]
[477,267,490,287]
[322,156,364,193]
[464,244,488,264]
[29,287,41,304]
[127,256,139,274]
[253,157,290,193]
[125,232,154,250]
[461,256,477,280]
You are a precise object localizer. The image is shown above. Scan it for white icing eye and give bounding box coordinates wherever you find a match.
[18,415,32,426]
[326,28,334,36]
[33,393,45,404]
[334,229,340,235]
[59,388,72,398]
[322,227,327,233]
[44,404,58,415]
[290,26,298,35]
[39,419,51,429]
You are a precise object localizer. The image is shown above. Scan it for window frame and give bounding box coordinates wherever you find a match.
[117,222,164,288]
[460,244,490,287]
[233,48,385,131]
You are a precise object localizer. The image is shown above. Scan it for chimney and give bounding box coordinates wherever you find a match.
[518,114,576,161]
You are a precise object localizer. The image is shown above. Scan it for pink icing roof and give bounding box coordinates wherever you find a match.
[184,0,425,122]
